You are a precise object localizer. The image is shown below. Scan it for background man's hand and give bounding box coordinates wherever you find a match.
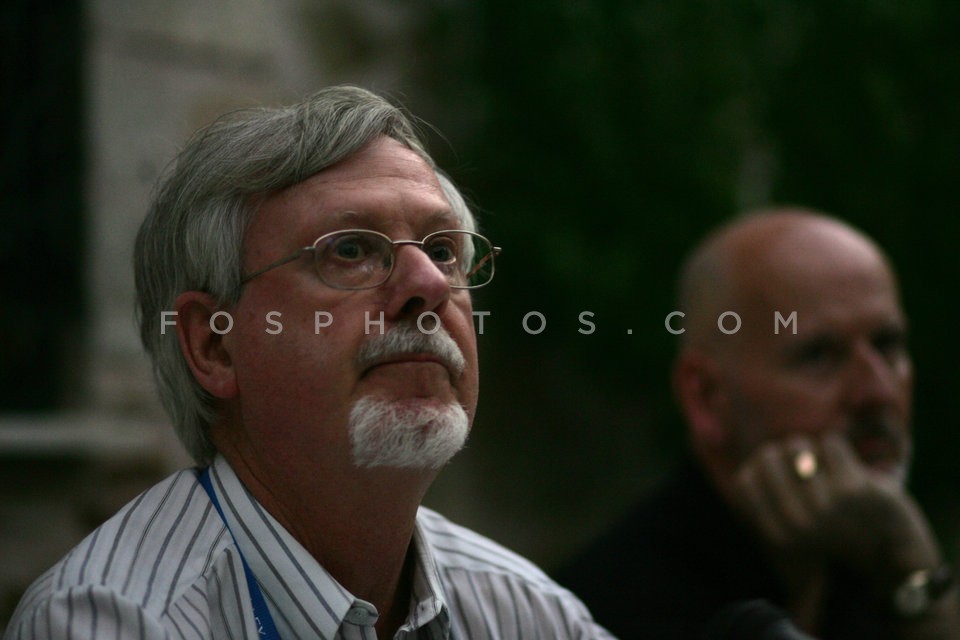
[732,431,943,591]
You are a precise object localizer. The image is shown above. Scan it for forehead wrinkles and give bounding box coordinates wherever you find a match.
[307,169,449,225]
[310,137,439,192]
[243,165,448,257]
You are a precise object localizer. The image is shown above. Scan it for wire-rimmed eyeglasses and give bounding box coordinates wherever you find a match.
[241,228,502,290]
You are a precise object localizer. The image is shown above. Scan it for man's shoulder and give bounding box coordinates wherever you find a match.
[416,506,556,589]
[9,467,231,627]
[416,508,614,638]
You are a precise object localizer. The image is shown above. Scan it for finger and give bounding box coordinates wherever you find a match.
[786,436,831,514]
[754,442,815,543]
[735,459,790,546]
[820,431,866,491]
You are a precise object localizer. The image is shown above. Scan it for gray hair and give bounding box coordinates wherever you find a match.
[134,85,476,464]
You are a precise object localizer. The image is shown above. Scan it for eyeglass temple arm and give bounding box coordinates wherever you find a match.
[240,246,316,284]
[465,246,501,279]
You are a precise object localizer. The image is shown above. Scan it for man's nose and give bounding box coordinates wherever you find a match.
[382,244,452,319]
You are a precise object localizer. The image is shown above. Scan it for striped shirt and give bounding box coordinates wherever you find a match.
[4,455,613,639]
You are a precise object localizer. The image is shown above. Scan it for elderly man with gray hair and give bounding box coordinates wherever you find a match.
[5,86,612,640]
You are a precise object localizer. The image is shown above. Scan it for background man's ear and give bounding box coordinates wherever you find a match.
[175,291,238,399]
[672,348,730,450]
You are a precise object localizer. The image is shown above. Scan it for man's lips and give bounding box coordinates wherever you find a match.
[362,353,452,377]
[851,434,901,468]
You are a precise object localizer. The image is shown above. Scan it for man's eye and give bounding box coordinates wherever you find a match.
[332,236,375,261]
[873,329,908,361]
[425,238,458,264]
[793,340,843,370]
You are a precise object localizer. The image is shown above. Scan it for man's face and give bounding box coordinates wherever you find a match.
[219,136,479,477]
[715,225,913,480]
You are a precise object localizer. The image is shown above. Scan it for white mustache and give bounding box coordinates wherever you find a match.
[356,323,466,377]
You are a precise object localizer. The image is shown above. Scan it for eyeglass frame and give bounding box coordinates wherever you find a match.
[240,227,502,290]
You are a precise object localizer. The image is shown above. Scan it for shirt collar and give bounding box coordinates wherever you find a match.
[402,511,452,635]
[209,455,452,638]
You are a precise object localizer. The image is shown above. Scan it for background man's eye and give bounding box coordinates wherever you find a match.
[873,330,908,360]
[792,340,844,371]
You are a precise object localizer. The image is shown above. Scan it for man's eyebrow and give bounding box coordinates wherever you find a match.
[874,321,910,342]
[423,209,460,226]
[784,321,909,352]
[785,329,835,346]
[323,209,371,225]
[778,328,841,352]
[883,316,909,333]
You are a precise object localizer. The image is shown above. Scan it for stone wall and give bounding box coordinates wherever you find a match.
[0,0,425,627]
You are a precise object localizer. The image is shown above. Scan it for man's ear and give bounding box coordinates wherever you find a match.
[672,347,729,449]
[175,291,238,399]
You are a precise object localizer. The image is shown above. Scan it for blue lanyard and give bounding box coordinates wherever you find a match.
[198,468,282,640]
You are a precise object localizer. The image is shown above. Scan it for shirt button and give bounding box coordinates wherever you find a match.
[346,605,377,625]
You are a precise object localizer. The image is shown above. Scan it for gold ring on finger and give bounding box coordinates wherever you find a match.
[793,449,818,481]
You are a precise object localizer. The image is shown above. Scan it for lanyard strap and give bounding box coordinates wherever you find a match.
[198,468,282,640]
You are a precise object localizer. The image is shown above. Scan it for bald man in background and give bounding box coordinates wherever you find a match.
[557,209,960,639]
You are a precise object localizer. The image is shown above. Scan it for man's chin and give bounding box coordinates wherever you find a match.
[348,396,470,470]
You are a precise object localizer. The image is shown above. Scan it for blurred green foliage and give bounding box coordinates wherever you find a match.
[409,0,960,563]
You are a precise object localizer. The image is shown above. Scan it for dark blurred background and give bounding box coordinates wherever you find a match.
[3,1,959,617]
[409,0,960,568]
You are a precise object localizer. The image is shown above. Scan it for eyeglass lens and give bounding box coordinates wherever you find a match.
[314,230,494,289]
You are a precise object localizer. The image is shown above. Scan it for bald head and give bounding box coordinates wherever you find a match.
[677,208,899,352]
[673,207,913,489]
